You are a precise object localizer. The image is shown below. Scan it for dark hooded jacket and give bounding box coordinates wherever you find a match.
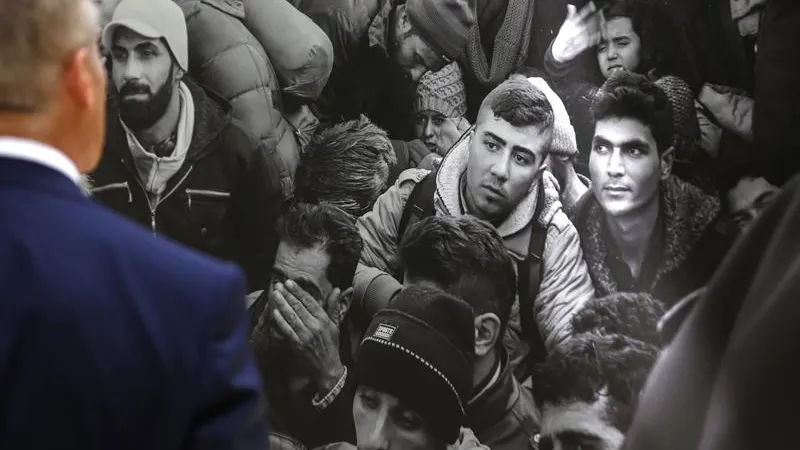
[572,176,734,308]
[91,77,282,292]
[293,0,417,140]
[623,174,800,450]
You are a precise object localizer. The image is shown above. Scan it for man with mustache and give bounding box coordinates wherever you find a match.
[249,203,362,447]
[90,0,282,292]
[353,75,596,382]
[569,72,733,309]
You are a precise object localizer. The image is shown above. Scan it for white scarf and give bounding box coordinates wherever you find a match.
[123,81,195,207]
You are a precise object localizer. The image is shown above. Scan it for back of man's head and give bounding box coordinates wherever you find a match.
[294,116,396,217]
[592,71,674,154]
[0,0,106,172]
[399,215,516,331]
[0,0,98,112]
[276,202,364,290]
[571,292,666,345]
[476,76,555,131]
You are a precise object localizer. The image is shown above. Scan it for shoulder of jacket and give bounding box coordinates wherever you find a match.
[395,168,431,188]
[547,209,574,234]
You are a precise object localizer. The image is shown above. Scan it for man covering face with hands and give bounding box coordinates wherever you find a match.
[250,203,363,448]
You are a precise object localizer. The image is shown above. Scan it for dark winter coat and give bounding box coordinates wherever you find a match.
[467,349,541,450]
[293,0,417,140]
[572,176,735,309]
[623,175,800,450]
[91,78,283,292]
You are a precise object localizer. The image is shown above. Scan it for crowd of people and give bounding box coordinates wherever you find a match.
[2,0,799,448]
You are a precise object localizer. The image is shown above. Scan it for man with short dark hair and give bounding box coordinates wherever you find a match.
[250,202,363,447]
[533,331,660,450]
[294,116,397,217]
[400,215,540,449]
[355,76,595,382]
[571,72,733,308]
[90,0,282,291]
[724,173,780,234]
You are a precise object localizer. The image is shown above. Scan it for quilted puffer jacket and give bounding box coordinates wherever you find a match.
[176,0,301,197]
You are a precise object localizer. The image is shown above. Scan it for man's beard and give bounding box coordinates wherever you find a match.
[117,70,175,131]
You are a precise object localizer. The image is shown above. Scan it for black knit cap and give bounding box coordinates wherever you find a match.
[355,285,476,444]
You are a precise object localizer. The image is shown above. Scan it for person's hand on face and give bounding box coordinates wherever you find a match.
[437,118,471,156]
[551,2,606,64]
[271,280,345,392]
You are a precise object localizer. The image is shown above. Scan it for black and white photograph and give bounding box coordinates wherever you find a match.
[1,0,799,448]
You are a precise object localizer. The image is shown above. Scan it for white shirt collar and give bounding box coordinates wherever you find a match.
[0,136,81,185]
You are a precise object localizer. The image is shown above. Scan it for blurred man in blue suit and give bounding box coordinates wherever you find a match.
[0,0,268,449]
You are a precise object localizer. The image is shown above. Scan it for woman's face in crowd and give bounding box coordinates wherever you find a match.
[465,113,551,222]
[597,17,642,79]
[414,111,446,154]
[726,176,779,232]
[353,386,442,450]
[589,117,666,219]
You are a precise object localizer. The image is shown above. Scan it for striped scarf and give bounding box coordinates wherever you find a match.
[465,0,534,86]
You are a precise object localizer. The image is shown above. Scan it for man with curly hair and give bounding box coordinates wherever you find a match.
[532,331,660,450]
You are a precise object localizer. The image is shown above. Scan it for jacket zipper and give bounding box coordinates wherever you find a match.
[121,157,194,235]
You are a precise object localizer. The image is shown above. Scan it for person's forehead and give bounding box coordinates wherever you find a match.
[541,398,624,447]
[274,241,332,284]
[112,27,165,50]
[594,117,656,147]
[727,176,778,210]
[416,110,445,119]
[477,115,551,147]
[605,16,636,37]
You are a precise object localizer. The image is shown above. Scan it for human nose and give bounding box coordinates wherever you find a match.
[489,151,511,182]
[606,148,625,177]
[361,411,391,450]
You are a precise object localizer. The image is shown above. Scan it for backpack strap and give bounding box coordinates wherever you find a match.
[518,181,550,368]
[397,170,438,244]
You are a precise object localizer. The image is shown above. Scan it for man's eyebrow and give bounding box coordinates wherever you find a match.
[557,430,606,445]
[592,136,651,151]
[484,131,536,157]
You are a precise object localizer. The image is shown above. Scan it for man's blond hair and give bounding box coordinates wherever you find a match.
[0,0,100,112]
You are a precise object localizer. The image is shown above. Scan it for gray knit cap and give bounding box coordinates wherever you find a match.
[414,63,468,118]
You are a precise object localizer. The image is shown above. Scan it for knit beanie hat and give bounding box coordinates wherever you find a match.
[406,0,476,63]
[102,0,189,72]
[355,285,475,444]
[415,63,468,118]
[654,76,700,144]
[526,77,578,157]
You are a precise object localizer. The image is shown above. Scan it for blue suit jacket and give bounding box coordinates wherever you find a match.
[0,157,268,449]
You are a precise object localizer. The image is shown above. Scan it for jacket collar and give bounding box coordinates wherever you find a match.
[106,77,231,165]
[367,0,397,55]
[434,131,566,258]
[575,176,722,293]
[465,348,519,433]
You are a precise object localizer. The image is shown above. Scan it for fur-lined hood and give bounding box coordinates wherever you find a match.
[434,131,565,244]
[574,176,723,296]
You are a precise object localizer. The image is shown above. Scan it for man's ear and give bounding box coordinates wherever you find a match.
[660,146,674,181]
[63,47,95,109]
[474,313,502,357]
[174,65,184,82]
[395,4,412,35]
[335,287,354,324]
